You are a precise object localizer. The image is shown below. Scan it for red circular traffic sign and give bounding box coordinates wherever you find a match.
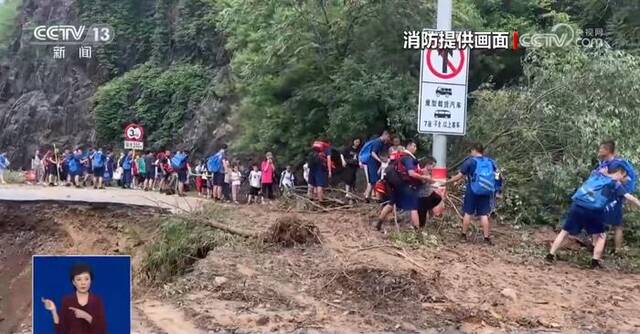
[124,123,144,141]
[426,49,465,79]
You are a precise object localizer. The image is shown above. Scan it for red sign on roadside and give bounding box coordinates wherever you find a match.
[124,124,144,142]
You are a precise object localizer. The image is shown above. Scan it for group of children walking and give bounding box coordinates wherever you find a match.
[6,136,639,268]
[191,147,297,204]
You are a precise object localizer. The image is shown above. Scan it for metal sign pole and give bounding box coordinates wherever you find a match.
[432,0,452,167]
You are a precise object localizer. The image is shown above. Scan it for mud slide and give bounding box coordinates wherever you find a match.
[2,199,640,333]
[0,201,201,334]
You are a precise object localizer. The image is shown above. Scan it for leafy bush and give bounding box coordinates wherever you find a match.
[2,170,25,184]
[456,47,640,227]
[141,215,237,283]
[93,64,212,150]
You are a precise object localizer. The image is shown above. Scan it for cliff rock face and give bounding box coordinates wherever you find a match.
[0,0,233,168]
[0,0,96,167]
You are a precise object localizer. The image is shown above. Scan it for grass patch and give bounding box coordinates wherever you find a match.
[141,213,242,284]
[389,230,439,248]
[3,170,24,184]
[510,235,640,273]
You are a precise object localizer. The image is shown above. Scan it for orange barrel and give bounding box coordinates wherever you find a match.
[431,167,448,216]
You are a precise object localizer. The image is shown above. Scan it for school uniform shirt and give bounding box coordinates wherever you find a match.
[68,154,82,173]
[0,154,8,170]
[459,156,495,216]
[363,138,384,165]
[362,138,384,185]
[389,153,420,211]
[249,171,262,189]
[564,178,629,235]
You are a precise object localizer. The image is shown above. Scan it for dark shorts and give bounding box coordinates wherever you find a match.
[146,170,155,180]
[341,166,358,187]
[249,186,260,196]
[563,204,606,235]
[604,200,624,226]
[69,170,81,178]
[213,172,225,186]
[418,192,443,227]
[365,161,380,185]
[92,167,105,177]
[177,170,187,183]
[389,185,419,211]
[420,192,442,211]
[46,164,57,175]
[463,191,492,216]
[309,167,328,188]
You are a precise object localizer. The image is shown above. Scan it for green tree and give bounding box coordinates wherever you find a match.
[456,46,640,225]
[94,64,212,150]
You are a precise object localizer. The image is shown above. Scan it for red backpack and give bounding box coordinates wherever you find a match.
[384,152,416,188]
[310,141,335,170]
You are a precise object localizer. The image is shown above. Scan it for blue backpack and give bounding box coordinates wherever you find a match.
[122,155,132,170]
[0,154,7,169]
[171,152,188,170]
[572,173,614,210]
[469,157,496,196]
[207,152,223,173]
[92,152,105,168]
[616,159,637,194]
[358,138,378,164]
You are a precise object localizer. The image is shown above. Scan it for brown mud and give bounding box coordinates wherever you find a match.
[1,200,640,333]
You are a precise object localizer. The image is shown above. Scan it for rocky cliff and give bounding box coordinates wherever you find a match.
[0,0,233,168]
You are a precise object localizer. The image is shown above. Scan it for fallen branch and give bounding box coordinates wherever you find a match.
[190,216,260,238]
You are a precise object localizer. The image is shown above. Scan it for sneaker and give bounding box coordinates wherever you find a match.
[545,253,556,263]
[484,237,493,245]
[460,233,468,242]
[590,259,603,269]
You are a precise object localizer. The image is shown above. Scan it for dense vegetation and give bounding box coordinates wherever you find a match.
[0,0,21,59]
[3,0,640,232]
[94,64,212,150]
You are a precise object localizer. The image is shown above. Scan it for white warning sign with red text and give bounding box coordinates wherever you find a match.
[418,41,470,136]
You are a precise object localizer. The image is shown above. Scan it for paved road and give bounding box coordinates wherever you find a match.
[0,184,205,213]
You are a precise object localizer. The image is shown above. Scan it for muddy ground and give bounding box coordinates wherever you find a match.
[1,200,640,333]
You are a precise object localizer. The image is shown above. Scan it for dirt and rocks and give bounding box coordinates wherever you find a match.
[1,196,640,333]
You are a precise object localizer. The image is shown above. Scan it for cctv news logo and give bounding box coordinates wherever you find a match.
[28,24,115,45]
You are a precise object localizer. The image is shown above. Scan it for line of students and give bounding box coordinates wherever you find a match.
[15,137,640,266]
[369,137,639,267]
[547,140,639,268]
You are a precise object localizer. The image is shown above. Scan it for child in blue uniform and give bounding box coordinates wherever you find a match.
[546,164,640,268]
[446,143,498,244]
